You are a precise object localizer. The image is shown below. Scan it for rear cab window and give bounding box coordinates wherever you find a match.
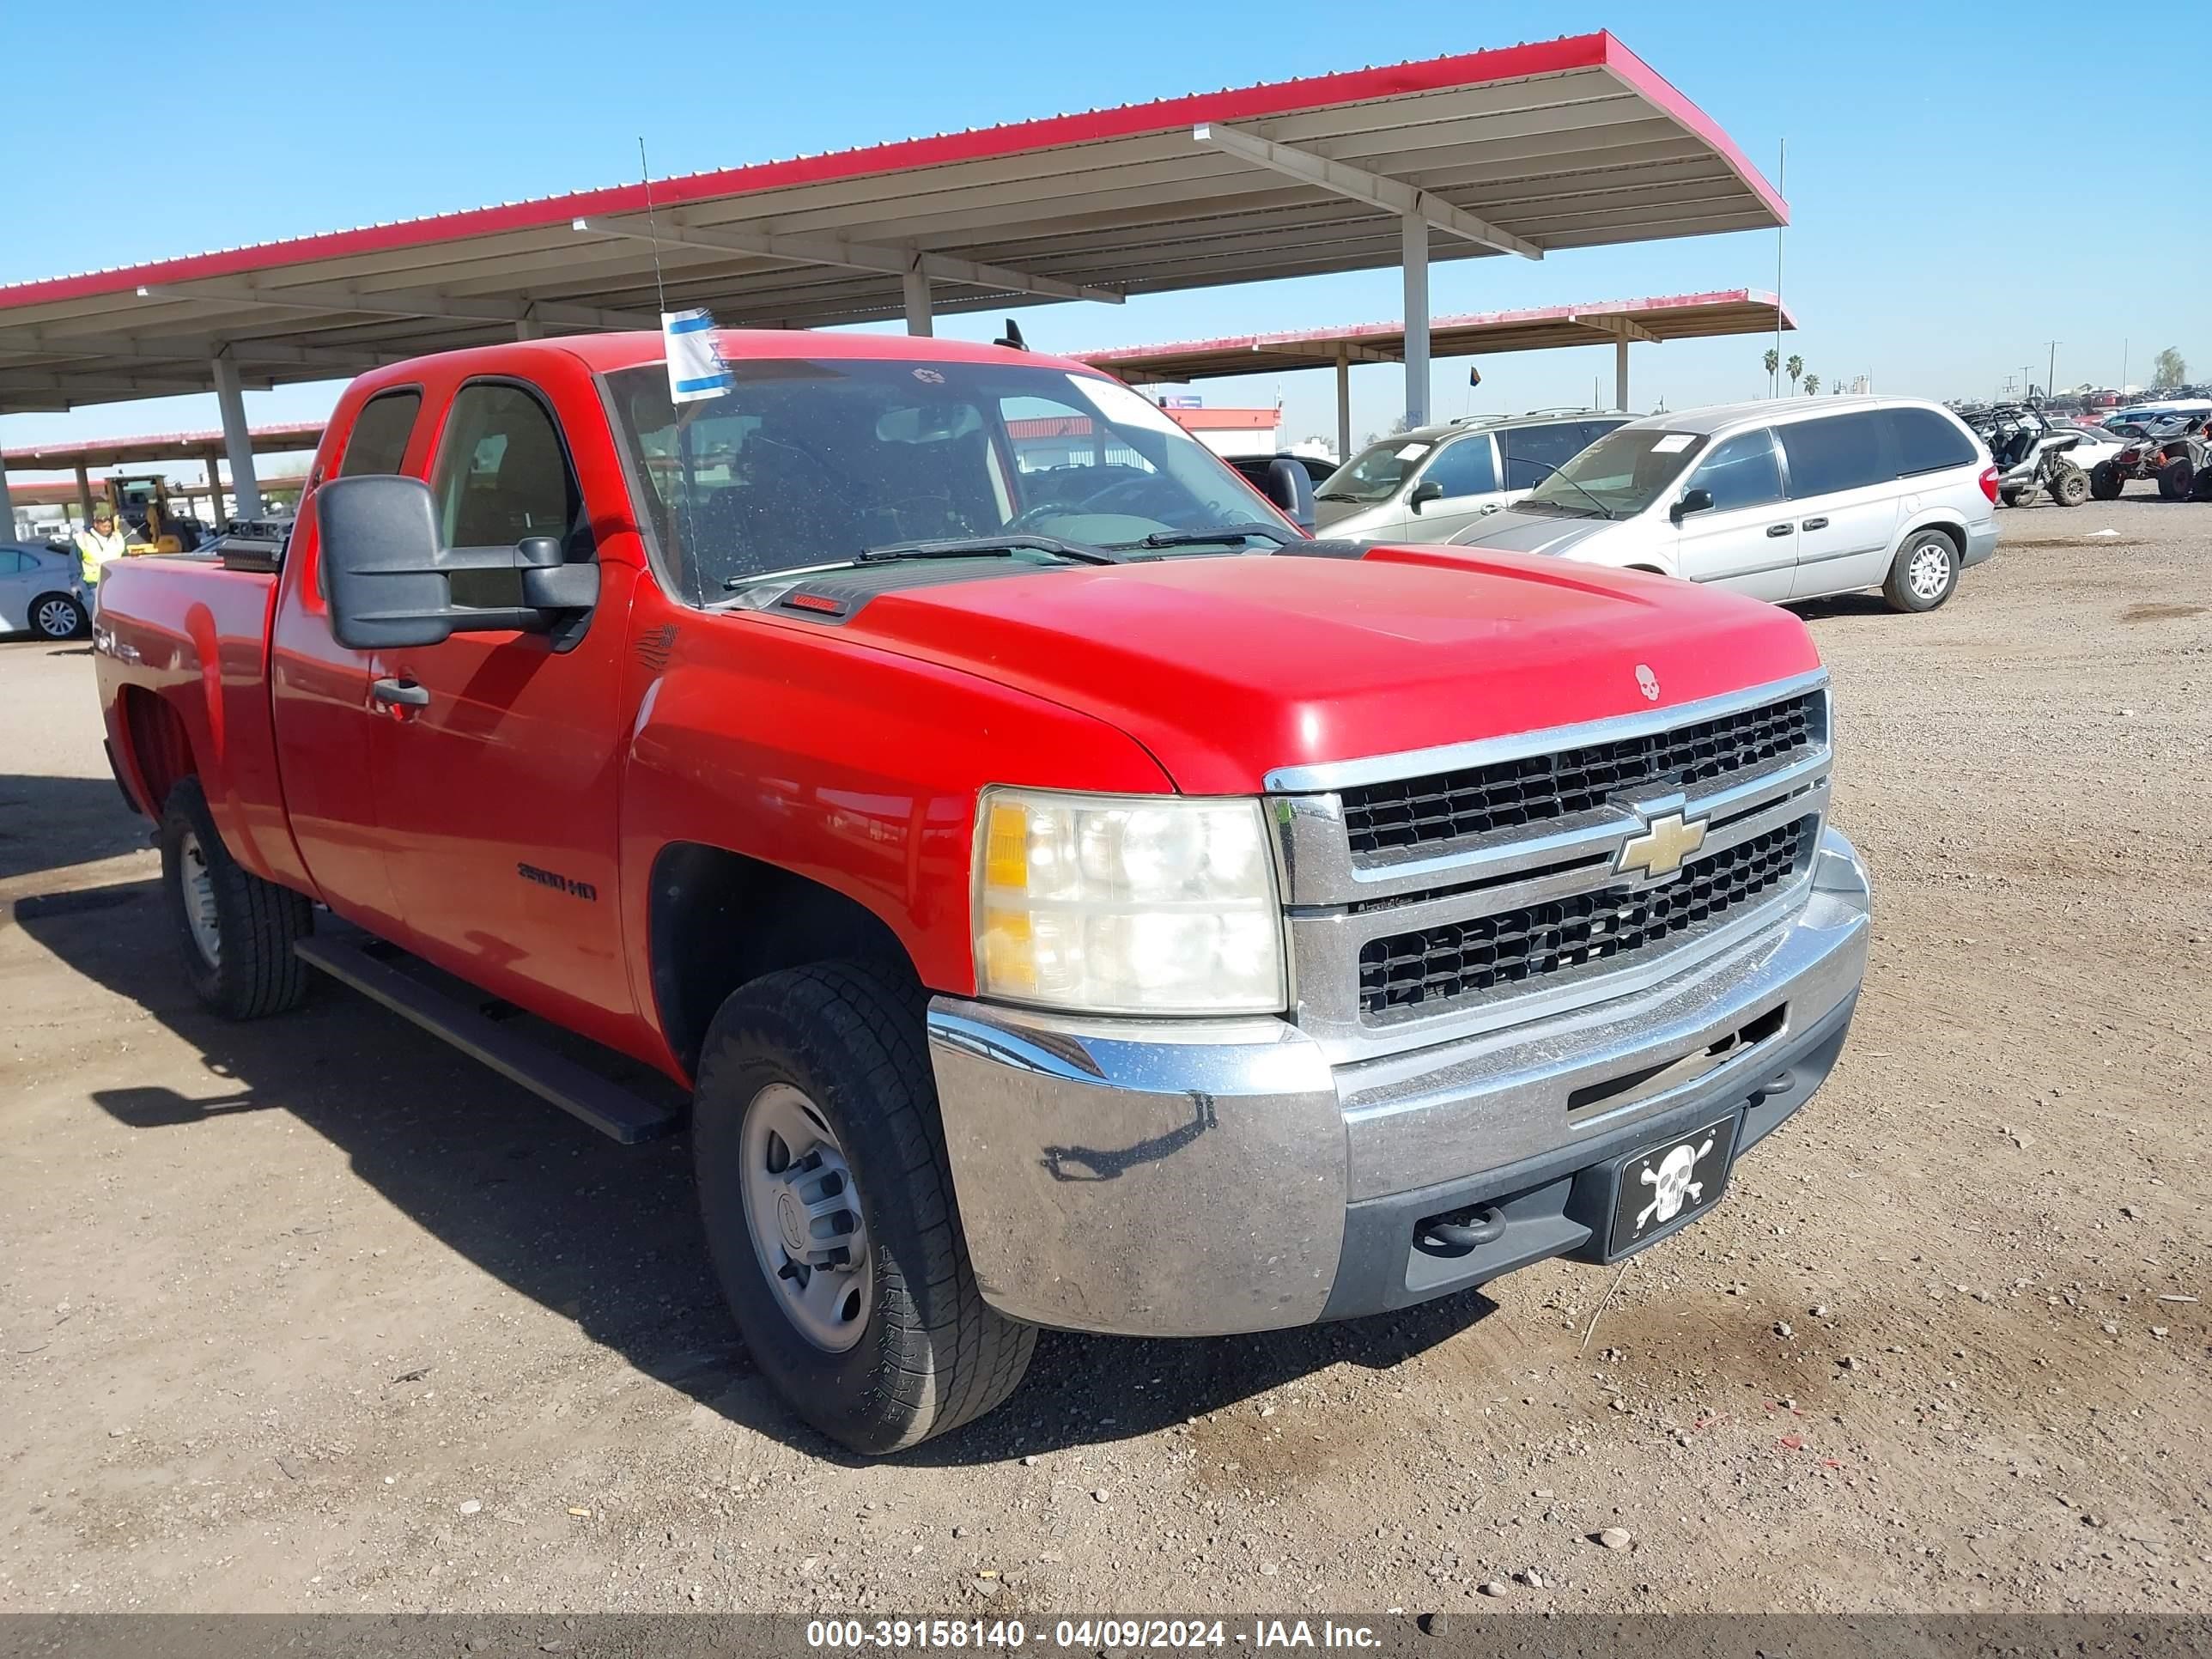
[338,389,422,477]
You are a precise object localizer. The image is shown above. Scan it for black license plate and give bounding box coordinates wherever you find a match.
[1606,1113,1740,1257]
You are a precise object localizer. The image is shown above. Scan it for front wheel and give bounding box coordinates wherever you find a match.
[692,963,1035,1455]
[2088,460,2124,501]
[1884,529,1960,613]
[158,777,313,1018]
[2047,464,2089,507]
[30,592,87,640]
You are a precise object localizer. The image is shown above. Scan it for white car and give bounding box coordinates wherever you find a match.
[1,543,89,639]
[1446,396,1998,613]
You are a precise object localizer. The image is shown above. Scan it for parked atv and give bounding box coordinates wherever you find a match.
[1978,404,2094,507]
[2090,416,2208,501]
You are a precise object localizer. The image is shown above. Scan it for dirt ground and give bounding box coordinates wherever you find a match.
[2,501,2206,1618]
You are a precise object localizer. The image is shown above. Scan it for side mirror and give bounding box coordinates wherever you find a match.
[1408,479,1443,513]
[1670,487,1714,524]
[1263,457,1316,532]
[318,476,599,652]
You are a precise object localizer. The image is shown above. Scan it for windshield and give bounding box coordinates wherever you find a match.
[1520,428,1709,518]
[1317,437,1432,502]
[605,356,1282,598]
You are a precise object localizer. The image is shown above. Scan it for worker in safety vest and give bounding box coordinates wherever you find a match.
[75,506,131,592]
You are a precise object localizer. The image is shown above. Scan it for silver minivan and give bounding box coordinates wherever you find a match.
[1444,397,1999,611]
[1315,410,1632,543]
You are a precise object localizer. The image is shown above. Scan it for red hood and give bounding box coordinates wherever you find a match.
[828,548,1821,795]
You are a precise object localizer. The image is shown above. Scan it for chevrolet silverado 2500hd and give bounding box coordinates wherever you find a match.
[94,331,1871,1455]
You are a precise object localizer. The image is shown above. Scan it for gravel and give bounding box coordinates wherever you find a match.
[2,503,2207,1615]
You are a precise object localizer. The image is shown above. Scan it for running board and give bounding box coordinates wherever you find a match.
[294,936,682,1145]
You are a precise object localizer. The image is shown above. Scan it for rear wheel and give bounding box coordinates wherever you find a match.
[2047,464,2089,507]
[2089,460,2124,501]
[158,777,313,1019]
[1884,528,1960,613]
[692,963,1035,1455]
[30,592,86,640]
[2158,458,2194,501]
[1999,486,2029,508]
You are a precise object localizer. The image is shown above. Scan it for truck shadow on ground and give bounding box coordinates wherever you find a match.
[15,878,1496,1469]
[0,771,149,880]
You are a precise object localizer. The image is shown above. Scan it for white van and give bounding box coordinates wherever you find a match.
[1444,397,1999,611]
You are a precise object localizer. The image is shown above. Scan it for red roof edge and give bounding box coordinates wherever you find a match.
[1599,35,1787,226]
[0,33,1627,313]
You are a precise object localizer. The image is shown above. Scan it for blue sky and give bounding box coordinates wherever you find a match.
[3,0,2201,477]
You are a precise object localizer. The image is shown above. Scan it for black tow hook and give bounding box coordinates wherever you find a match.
[1419,1206,1507,1256]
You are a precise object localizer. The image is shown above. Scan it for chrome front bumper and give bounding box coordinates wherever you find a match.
[927,828,1871,1338]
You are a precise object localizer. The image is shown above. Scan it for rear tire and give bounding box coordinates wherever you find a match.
[2192,469,2212,502]
[1883,528,1960,613]
[1998,487,2028,508]
[2047,464,2089,507]
[2089,460,2124,501]
[2158,459,2194,501]
[692,963,1035,1455]
[29,592,87,640]
[158,777,313,1019]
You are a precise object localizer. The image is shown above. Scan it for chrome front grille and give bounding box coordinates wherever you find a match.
[1357,816,1817,1018]
[1269,671,1833,1062]
[1340,690,1821,857]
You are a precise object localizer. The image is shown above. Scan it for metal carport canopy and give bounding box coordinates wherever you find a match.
[1077,289,1795,454]
[0,29,1782,416]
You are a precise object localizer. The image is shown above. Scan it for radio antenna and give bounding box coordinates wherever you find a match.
[639,136,669,319]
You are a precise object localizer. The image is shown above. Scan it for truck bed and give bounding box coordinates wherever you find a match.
[94,555,307,892]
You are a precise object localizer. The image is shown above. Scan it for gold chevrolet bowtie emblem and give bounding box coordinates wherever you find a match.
[1617,811,1708,880]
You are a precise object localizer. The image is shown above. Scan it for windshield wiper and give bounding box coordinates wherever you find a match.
[1501,456,1613,520]
[1316,490,1364,502]
[725,533,1125,587]
[856,533,1126,565]
[1113,523,1297,550]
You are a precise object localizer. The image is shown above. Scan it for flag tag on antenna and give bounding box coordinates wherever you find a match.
[663,308,731,404]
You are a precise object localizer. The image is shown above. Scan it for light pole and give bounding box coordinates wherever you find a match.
[2045,340,2061,403]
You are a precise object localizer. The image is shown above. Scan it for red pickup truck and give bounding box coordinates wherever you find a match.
[94,330,1870,1455]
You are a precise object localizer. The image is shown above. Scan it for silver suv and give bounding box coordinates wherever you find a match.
[1445,397,1999,612]
[1315,410,1632,543]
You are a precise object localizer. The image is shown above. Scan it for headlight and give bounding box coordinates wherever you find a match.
[974,787,1286,1016]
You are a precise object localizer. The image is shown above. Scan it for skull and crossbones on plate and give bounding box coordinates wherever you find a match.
[1635,1133,1716,1231]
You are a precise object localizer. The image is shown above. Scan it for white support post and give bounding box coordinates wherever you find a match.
[1401,213,1431,430]
[1615,337,1630,412]
[204,450,227,526]
[1335,343,1352,462]
[0,443,15,538]
[75,465,94,526]
[210,357,262,520]
[902,269,933,337]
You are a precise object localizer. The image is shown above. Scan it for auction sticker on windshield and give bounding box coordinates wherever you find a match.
[1067,374,1185,436]
[1651,433,1697,453]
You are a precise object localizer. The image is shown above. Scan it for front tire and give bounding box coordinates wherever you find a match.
[158,777,313,1019]
[30,592,87,640]
[692,963,1035,1455]
[1884,528,1960,613]
[2047,464,2089,507]
[2089,460,2124,501]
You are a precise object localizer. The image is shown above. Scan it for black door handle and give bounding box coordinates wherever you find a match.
[371,677,429,708]
[1801,516,1830,531]
[1765,523,1793,538]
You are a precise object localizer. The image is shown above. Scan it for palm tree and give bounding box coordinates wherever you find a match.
[1802,373,1820,396]
[1785,354,1803,393]
[1763,347,1780,393]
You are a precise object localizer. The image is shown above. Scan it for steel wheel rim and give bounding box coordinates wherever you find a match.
[738,1082,872,1352]
[1908,543,1950,600]
[178,831,222,967]
[34,599,76,638]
